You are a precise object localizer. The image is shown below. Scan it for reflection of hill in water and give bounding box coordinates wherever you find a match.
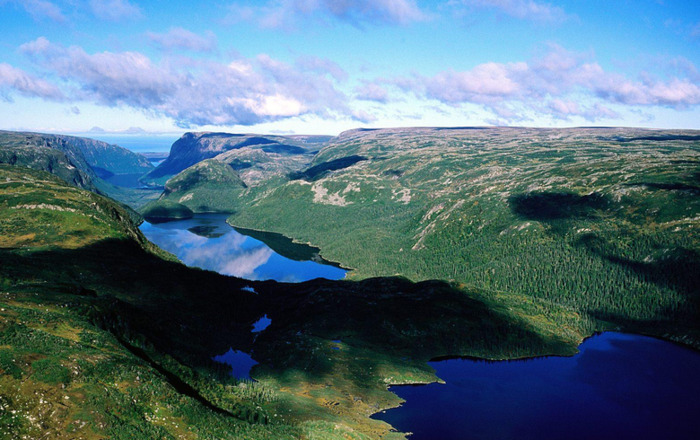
[232,225,344,268]
[140,215,346,281]
[187,225,226,238]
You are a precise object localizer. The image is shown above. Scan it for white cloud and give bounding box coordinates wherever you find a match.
[21,37,178,107]
[691,22,700,38]
[16,37,350,127]
[394,45,700,123]
[351,109,378,123]
[147,28,218,53]
[296,55,348,81]
[355,83,390,102]
[89,0,142,21]
[424,62,527,103]
[0,63,65,100]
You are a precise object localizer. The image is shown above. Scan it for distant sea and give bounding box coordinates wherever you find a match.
[72,134,182,153]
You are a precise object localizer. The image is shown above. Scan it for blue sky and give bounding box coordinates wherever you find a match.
[1,0,699,136]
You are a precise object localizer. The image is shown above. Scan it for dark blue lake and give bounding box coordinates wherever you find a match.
[374,332,700,440]
[139,214,346,282]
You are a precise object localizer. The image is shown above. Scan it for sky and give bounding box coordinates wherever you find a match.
[1,0,699,138]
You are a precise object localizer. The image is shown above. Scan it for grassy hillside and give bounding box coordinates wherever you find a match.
[152,159,247,214]
[225,127,700,348]
[1,163,582,439]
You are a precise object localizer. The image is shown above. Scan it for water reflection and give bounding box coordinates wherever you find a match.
[139,214,346,282]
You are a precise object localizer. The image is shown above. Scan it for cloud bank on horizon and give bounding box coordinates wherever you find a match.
[0,0,699,134]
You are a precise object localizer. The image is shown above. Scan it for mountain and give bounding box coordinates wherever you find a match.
[3,126,698,439]
[141,159,247,218]
[51,133,152,176]
[141,132,332,218]
[143,132,331,183]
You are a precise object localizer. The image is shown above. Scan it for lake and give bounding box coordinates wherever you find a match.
[373,332,700,440]
[139,214,346,282]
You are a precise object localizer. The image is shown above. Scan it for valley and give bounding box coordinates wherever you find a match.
[1,127,699,439]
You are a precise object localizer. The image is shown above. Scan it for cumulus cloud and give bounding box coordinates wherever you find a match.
[226,0,427,29]
[546,100,619,122]
[21,37,178,108]
[456,0,569,23]
[424,62,527,104]
[16,37,350,127]
[0,62,65,100]
[89,0,142,21]
[147,28,218,53]
[394,45,700,122]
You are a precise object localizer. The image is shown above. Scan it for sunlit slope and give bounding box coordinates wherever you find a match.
[228,127,700,344]
[0,164,148,249]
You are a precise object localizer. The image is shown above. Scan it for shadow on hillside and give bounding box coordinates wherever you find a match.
[290,155,367,181]
[509,191,609,221]
[510,191,700,306]
[575,233,700,300]
[615,135,700,143]
[0,238,575,391]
